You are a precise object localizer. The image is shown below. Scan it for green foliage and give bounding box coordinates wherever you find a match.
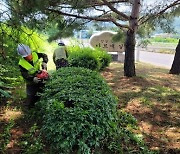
[138,39,151,48]
[37,67,118,153]
[0,64,22,102]
[0,65,24,103]
[0,120,15,153]
[0,23,54,57]
[47,19,84,42]
[136,23,155,47]
[117,110,137,128]
[138,23,156,38]
[112,30,126,43]
[68,48,100,71]
[0,88,11,99]
[106,110,153,154]
[19,124,45,154]
[7,0,84,41]
[0,66,11,99]
[93,48,112,70]
[67,46,111,71]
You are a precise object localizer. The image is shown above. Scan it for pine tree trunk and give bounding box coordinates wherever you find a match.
[124,0,140,77]
[124,30,136,77]
[169,39,180,74]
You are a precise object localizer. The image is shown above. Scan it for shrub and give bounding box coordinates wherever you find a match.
[68,49,100,71]
[37,67,118,153]
[0,64,23,102]
[93,48,112,70]
[67,46,111,71]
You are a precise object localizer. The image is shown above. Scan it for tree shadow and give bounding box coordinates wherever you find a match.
[102,63,180,152]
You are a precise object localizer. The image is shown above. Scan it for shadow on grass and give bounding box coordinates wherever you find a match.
[118,84,180,107]
[102,63,180,152]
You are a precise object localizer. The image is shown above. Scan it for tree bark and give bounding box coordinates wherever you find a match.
[124,0,140,77]
[169,39,180,74]
[124,30,136,77]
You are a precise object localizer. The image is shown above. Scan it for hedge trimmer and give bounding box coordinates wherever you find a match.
[36,70,49,82]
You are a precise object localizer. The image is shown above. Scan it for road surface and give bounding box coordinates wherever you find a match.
[135,50,175,69]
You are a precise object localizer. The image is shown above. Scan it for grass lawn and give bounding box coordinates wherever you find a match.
[150,42,177,48]
[0,62,180,153]
[101,62,180,153]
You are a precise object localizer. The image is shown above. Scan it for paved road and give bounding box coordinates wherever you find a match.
[135,50,175,69]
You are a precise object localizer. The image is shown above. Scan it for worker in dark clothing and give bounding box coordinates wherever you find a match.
[53,40,68,70]
[17,44,49,108]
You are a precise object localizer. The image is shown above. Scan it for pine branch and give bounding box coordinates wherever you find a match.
[102,0,130,20]
[81,0,129,8]
[139,0,180,25]
[47,8,130,29]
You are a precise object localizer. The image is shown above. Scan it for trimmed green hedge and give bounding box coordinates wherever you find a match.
[67,46,112,71]
[93,48,112,70]
[37,67,118,153]
[36,67,153,153]
[68,49,100,71]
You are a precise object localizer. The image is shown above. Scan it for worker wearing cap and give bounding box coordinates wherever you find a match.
[53,40,68,70]
[17,44,48,108]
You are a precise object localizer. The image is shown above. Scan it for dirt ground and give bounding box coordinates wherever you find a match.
[101,62,180,153]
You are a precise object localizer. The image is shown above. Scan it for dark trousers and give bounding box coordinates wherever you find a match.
[26,83,44,108]
[55,58,68,70]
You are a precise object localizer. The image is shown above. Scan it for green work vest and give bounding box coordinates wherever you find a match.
[18,52,42,75]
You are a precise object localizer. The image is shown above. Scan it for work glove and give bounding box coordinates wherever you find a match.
[33,77,42,83]
[42,62,47,70]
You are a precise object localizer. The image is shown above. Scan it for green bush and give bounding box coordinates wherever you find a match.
[68,49,100,71]
[0,64,22,102]
[93,48,112,70]
[67,46,111,71]
[37,67,118,153]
